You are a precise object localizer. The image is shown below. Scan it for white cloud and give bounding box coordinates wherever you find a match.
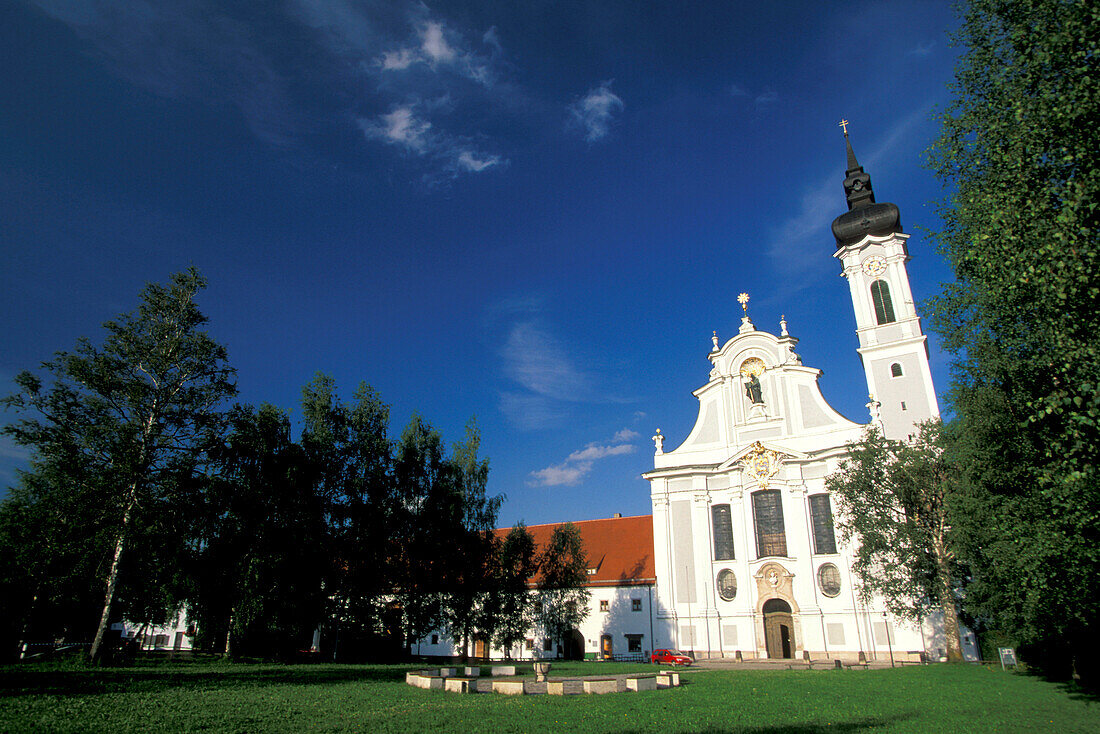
[908,41,936,57]
[420,21,457,63]
[456,150,502,172]
[569,81,624,142]
[529,462,589,487]
[361,105,432,153]
[503,323,592,400]
[381,48,418,70]
[529,431,638,487]
[755,89,779,107]
[612,428,640,442]
[729,84,748,97]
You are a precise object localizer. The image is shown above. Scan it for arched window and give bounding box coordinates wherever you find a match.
[752,490,787,558]
[890,362,903,378]
[870,280,896,324]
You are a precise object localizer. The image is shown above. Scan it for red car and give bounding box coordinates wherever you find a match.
[651,648,692,666]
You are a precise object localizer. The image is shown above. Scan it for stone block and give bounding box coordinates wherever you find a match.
[463,666,480,677]
[490,665,516,677]
[492,680,526,695]
[656,672,680,688]
[583,678,619,694]
[439,667,457,677]
[444,677,477,693]
[626,676,657,692]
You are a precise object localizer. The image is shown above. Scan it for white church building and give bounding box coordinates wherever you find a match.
[643,130,975,662]
[418,131,978,663]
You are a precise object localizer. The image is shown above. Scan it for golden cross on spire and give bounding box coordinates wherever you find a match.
[839,119,850,135]
[737,292,750,315]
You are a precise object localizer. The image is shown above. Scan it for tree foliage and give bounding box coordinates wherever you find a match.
[534,522,590,651]
[490,523,539,656]
[2,268,236,662]
[827,421,963,661]
[927,0,1100,679]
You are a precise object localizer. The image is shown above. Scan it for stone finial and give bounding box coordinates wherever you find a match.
[712,330,719,352]
[779,314,788,337]
[652,428,665,455]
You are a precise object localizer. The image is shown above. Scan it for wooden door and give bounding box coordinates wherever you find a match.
[764,612,794,658]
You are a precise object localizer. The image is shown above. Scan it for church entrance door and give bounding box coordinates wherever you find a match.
[762,598,794,659]
[565,629,584,660]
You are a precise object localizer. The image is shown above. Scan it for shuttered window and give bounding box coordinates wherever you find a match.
[752,490,787,558]
[711,504,736,560]
[870,279,896,324]
[809,494,837,555]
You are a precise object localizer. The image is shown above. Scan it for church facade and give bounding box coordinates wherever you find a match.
[642,131,975,662]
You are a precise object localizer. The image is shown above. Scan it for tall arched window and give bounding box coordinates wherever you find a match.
[870,279,896,324]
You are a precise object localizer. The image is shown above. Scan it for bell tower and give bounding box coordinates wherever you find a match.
[831,122,939,440]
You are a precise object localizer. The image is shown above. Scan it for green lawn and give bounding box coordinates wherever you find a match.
[0,659,1095,733]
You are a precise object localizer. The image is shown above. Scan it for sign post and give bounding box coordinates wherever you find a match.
[998,647,1017,670]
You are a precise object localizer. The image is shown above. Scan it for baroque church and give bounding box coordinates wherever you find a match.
[417,130,980,663]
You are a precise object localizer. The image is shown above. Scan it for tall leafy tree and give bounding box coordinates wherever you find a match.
[2,269,236,663]
[300,374,395,659]
[827,421,963,661]
[438,419,503,661]
[490,523,539,657]
[927,0,1099,679]
[189,403,325,659]
[534,522,590,655]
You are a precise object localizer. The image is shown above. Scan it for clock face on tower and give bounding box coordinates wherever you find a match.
[861,255,887,276]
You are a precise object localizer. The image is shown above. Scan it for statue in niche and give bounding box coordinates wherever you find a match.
[745,373,764,404]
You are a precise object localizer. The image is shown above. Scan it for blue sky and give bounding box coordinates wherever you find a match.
[1,1,959,527]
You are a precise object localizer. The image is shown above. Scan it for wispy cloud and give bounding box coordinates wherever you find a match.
[568,81,624,142]
[908,41,936,57]
[529,431,638,487]
[754,89,779,107]
[612,428,640,442]
[358,103,503,177]
[763,108,930,284]
[503,323,592,401]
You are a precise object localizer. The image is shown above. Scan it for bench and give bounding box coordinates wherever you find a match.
[492,680,526,695]
[626,675,657,692]
[583,678,619,694]
[444,677,477,693]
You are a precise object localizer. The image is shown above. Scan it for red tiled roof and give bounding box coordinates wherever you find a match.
[494,515,655,588]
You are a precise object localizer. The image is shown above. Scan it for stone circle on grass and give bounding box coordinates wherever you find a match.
[405,667,682,695]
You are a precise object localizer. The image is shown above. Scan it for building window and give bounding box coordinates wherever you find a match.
[626,635,643,653]
[890,362,903,378]
[543,638,552,651]
[430,634,439,645]
[752,489,787,558]
[525,638,534,650]
[809,494,837,555]
[599,600,609,612]
[632,598,642,612]
[711,504,736,560]
[818,563,842,597]
[870,280,896,324]
[716,568,737,601]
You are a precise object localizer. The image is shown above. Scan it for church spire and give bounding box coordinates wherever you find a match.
[831,122,901,247]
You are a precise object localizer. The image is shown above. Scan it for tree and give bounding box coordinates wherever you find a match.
[534,523,590,655]
[927,0,1099,680]
[437,419,503,661]
[826,421,963,662]
[490,523,539,657]
[188,403,326,659]
[2,269,236,663]
[300,374,395,660]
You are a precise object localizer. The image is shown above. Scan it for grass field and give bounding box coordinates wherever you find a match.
[0,659,1095,733]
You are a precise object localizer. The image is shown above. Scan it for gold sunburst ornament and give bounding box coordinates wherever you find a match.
[737,292,750,313]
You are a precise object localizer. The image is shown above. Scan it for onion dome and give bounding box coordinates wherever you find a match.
[831,129,902,248]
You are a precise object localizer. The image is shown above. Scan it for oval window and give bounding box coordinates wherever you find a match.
[716,568,737,601]
[818,563,841,598]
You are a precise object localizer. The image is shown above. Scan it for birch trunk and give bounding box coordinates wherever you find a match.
[89,489,137,664]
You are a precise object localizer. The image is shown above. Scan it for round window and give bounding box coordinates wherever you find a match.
[716,568,737,601]
[818,563,841,598]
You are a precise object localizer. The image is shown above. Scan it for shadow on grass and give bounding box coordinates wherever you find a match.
[0,662,410,698]
[690,712,915,733]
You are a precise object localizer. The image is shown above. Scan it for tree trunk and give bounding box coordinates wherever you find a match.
[89,493,136,664]
[933,536,964,662]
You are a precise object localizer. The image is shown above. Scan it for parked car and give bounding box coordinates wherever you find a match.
[651,648,692,666]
